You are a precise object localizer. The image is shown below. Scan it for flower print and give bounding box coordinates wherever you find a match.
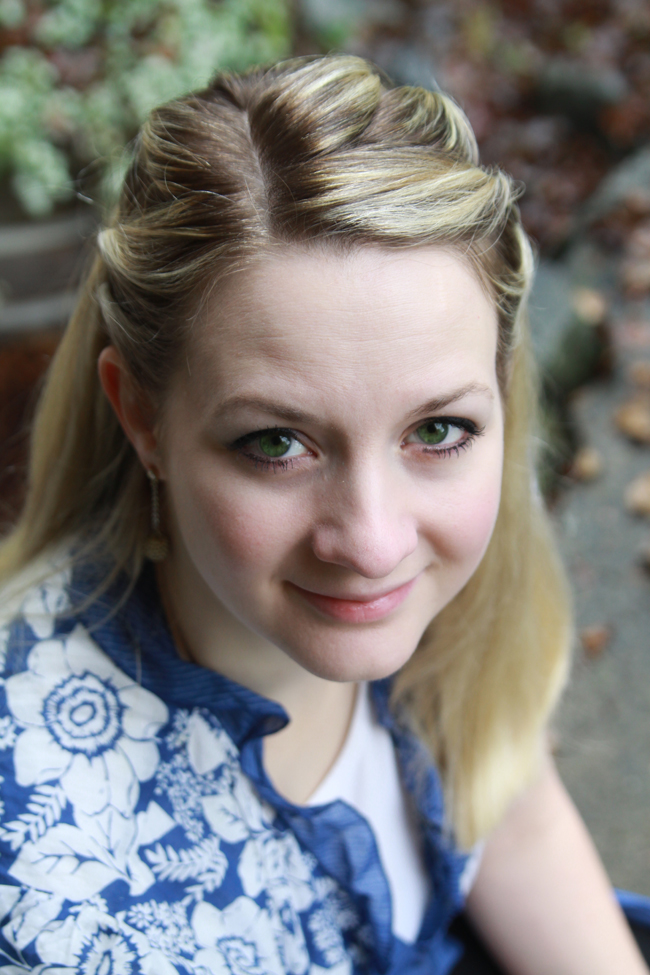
[35,898,117,967]
[192,897,285,975]
[0,883,24,934]
[155,710,245,844]
[164,710,194,752]
[145,835,228,896]
[78,931,136,975]
[126,900,195,960]
[238,832,315,974]
[308,962,353,975]
[231,766,275,832]
[1,887,64,953]
[31,896,181,974]
[238,831,315,912]
[155,757,216,844]
[200,765,275,846]
[0,716,17,750]
[268,899,310,975]
[5,625,168,816]
[7,799,175,900]
[155,712,273,846]
[36,898,137,975]
[186,711,238,775]
[308,909,349,968]
[21,567,71,641]
[312,879,358,933]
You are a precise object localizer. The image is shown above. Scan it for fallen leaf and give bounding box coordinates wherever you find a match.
[580,625,611,659]
[572,288,607,325]
[628,360,650,388]
[614,397,650,443]
[624,470,650,516]
[569,446,603,482]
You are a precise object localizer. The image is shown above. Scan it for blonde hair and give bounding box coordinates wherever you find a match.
[0,55,570,847]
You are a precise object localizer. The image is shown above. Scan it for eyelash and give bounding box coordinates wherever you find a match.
[416,417,482,459]
[230,419,483,472]
[229,428,304,473]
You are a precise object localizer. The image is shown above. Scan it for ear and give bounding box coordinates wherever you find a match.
[98,346,162,475]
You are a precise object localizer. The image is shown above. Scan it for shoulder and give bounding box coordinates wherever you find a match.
[0,555,166,730]
[0,560,171,820]
[0,549,73,642]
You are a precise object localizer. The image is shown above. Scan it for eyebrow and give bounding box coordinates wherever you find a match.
[405,382,495,419]
[215,383,494,426]
[214,396,320,426]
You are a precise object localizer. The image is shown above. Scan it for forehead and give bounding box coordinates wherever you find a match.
[186,245,499,404]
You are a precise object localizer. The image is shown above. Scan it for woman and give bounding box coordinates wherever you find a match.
[0,55,648,974]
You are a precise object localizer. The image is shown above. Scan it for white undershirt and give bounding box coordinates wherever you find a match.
[306,682,430,943]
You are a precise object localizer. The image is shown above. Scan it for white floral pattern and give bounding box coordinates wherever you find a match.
[4,625,167,817]
[0,576,375,975]
[0,568,471,974]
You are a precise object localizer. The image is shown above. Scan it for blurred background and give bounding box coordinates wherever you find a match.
[1,0,649,892]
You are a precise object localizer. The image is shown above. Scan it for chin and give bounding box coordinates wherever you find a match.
[279,623,427,684]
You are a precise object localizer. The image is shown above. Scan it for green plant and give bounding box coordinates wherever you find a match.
[0,0,292,216]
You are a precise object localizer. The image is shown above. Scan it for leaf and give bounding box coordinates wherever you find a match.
[0,784,67,849]
[146,836,228,889]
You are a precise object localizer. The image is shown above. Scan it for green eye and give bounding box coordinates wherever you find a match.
[258,431,292,457]
[417,421,449,445]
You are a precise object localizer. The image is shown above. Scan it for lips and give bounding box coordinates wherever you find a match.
[287,576,418,623]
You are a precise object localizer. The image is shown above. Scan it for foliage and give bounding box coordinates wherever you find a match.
[0,0,292,216]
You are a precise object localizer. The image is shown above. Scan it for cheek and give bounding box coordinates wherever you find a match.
[428,461,503,566]
[167,459,306,576]
[455,481,502,558]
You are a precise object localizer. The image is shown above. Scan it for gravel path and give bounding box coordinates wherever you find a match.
[532,252,650,895]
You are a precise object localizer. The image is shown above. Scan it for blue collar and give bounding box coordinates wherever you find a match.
[73,561,288,748]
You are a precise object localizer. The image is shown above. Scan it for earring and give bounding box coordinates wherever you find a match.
[143,469,170,562]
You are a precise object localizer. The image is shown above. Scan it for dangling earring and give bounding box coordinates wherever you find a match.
[143,469,170,562]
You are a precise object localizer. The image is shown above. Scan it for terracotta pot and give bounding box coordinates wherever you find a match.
[0,195,96,336]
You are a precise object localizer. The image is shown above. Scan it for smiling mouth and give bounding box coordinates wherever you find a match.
[287,577,418,623]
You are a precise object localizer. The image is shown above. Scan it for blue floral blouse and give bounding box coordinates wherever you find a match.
[0,560,473,975]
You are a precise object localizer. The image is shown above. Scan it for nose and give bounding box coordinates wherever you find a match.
[310,463,419,579]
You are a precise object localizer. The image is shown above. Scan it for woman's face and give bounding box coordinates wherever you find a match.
[156,245,504,682]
